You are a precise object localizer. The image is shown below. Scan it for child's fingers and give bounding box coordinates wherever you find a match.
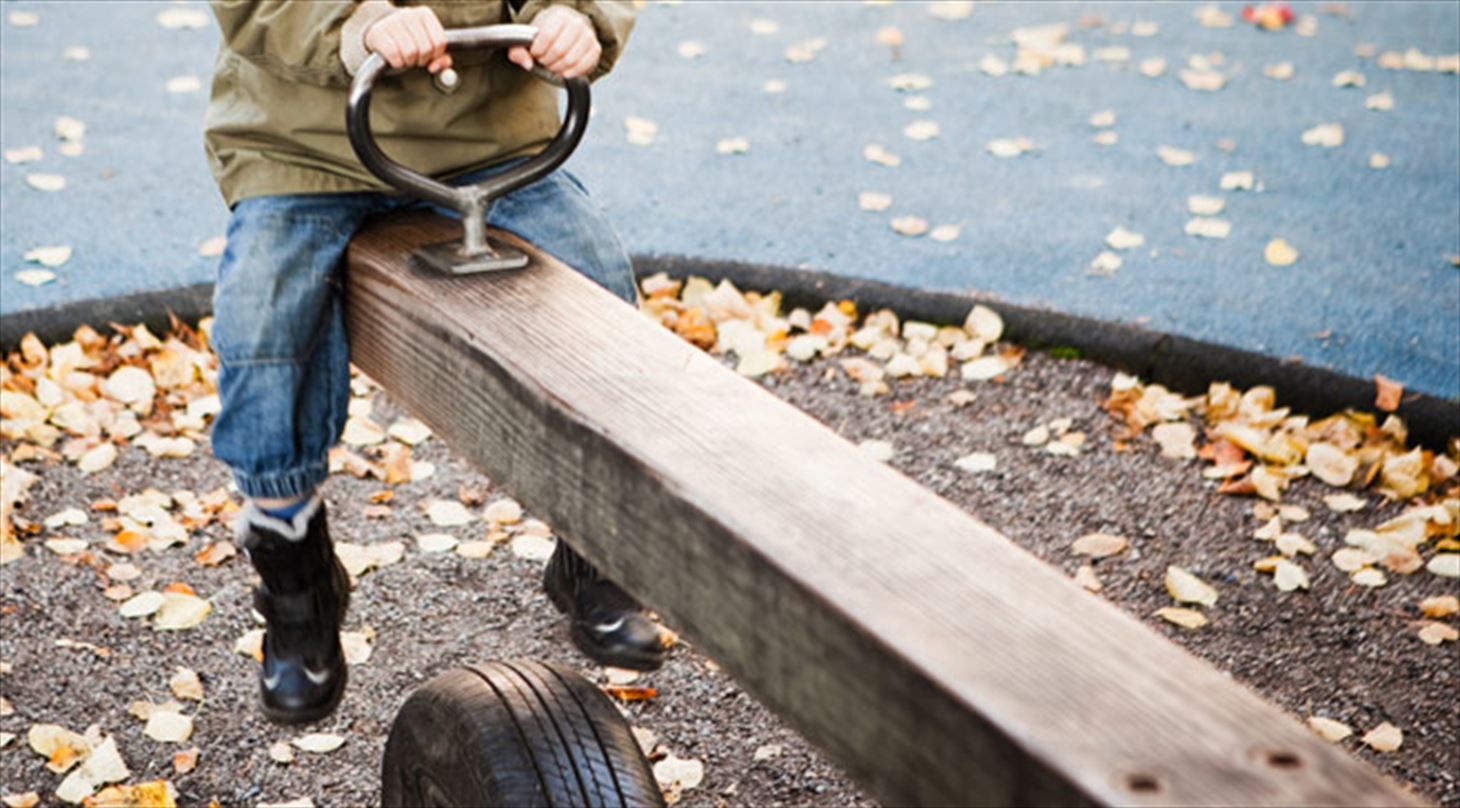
[427,54,453,74]
[556,34,598,78]
[507,45,534,71]
[540,24,589,74]
[408,8,448,67]
[529,11,567,62]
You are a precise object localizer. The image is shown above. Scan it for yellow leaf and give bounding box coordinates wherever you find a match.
[1264,238,1300,266]
[1417,621,1458,645]
[1165,565,1218,606]
[1306,716,1353,743]
[1360,722,1402,752]
[1071,533,1128,558]
[1154,607,1208,629]
[1419,594,1459,618]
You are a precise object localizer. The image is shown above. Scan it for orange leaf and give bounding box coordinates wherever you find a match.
[368,489,394,504]
[602,685,658,702]
[173,748,199,774]
[163,581,195,596]
[90,499,118,512]
[193,542,236,567]
[1374,374,1403,412]
[113,530,149,554]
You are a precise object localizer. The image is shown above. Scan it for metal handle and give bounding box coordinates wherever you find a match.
[346,24,590,257]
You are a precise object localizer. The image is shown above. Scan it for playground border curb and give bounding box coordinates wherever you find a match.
[4,259,1456,449]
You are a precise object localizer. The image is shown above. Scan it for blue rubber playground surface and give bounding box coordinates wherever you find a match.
[2,1,1458,397]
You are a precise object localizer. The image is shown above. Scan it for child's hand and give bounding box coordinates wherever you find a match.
[508,6,600,79]
[365,6,453,74]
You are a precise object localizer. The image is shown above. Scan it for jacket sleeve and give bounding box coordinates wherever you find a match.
[508,0,636,82]
[211,1,398,87]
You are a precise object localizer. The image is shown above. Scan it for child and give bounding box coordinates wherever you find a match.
[204,0,663,725]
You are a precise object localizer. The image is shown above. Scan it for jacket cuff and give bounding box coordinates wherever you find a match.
[341,0,397,75]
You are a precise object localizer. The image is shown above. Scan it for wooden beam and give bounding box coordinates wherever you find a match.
[345,213,1422,808]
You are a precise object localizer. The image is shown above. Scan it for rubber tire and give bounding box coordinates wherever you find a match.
[381,659,665,808]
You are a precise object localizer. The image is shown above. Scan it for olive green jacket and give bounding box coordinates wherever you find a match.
[204,1,634,207]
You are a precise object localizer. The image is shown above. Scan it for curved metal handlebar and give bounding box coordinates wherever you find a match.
[346,25,590,269]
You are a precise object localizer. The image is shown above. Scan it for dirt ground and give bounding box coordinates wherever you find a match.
[2,345,1457,807]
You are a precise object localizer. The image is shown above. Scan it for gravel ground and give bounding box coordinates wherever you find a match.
[3,345,1457,807]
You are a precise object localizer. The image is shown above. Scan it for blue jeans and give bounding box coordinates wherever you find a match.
[210,166,635,499]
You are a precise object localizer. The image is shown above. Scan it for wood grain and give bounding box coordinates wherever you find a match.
[345,212,1424,807]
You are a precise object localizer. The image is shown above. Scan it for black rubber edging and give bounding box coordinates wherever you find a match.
[634,255,1460,451]
[1,282,214,352]
[4,261,1456,450]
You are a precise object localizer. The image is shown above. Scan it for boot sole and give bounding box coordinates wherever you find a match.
[261,662,349,726]
[568,622,667,672]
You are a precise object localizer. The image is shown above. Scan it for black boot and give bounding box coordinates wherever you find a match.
[238,496,350,724]
[543,541,668,672]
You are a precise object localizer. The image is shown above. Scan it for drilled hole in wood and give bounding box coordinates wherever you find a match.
[1266,750,1303,769]
[1126,773,1161,793]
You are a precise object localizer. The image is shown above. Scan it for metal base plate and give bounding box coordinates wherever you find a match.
[412,238,530,275]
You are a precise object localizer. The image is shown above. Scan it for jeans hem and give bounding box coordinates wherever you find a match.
[232,462,328,500]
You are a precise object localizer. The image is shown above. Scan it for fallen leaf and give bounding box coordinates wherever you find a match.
[144,710,194,743]
[1307,717,1353,743]
[24,245,72,268]
[624,116,658,146]
[1,793,39,808]
[1264,61,1295,80]
[762,78,786,94]
[1187,195,1225,216]
[234,629,264,661]
[1364,91,1394,111]
[1071,532,1128,558]
[165,75,201,93]
[749,18,778,35]
[15,269,56,287]
[927,0,973,20]
[1179,69,1226,91]
[1155,607,1209,629]
[173,747,199,774]
[1428,554,1459,578]
[863,144,901,167]
[1351,566,1387,587]
[268,741,295,764]
[1272,559,1311,591]
[1088,110,1116,128]
[602,685,658,702]
[1373,374,1403,412]
[153,592,211,630]
[715,137,749,155]
[193,541,236,567]
[1157,146,1196,167]
[426,499,473,527]
[653,754,705,792]
[985,137,1033,158]
[903,120,939,141]
[1165,565,1218,606]
[890,216,928,237]
[953,452,997,474]
[1417,621,1458,645]
[961,356,1009,382]
[929,225,960,242]
[1074,564,1103,592]
[676,40,706,59]
[1369,152,1391,170]
[858,191,892,211]
[1139,57,1167,77]
[1301,122,1344,148]
[1089,251,1122,274]
[1184,217,1231,239]
[1264,238,1299,266]
[4,146,43,163]
[1419,594,1459,618]
[510,534,556,561]
[885,73,933,92]
[415,533,459,554]
[1220,171,1256,191]
[858,440,895,462]
[119,591,166,619]
[169,667,203,701]
[1361,722,1402,752]
[752,743,782,761]
[25,173,66,192]
[340,630,373,665]
[964,305,1003,342]
[156,7,209,29]
[7,10,39,26]
[1105,226,1145,250]
[482,498,523,525]
[291,733,345,754]
[1324,493,1367,512]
